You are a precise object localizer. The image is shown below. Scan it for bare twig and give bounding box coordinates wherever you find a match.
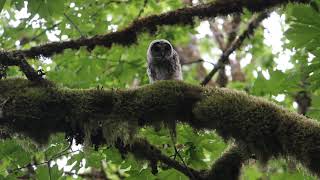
[64,13,85,37]
[209,15,242,87]
[12,22,62,49]
[226,15,241,48]
[45,153,52,180]
[173,144,196,179]
[115,138,201,179]
[137,0,148,18]
[181,58,215,66]
[5,148,79,175]
[210,20,225,50]
[106,0,130,6]
[201,11,269,86]
[117,138,251,180]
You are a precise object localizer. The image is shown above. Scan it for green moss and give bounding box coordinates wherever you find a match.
[205,143,250,180]
[1,78,320,176]
[193,87,320,176]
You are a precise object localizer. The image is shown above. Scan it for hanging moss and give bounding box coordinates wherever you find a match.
[1,78,320,176]
[193,87,320,176]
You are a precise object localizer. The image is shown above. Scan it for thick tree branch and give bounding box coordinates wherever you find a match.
[1,79,320,177]
[201,11,269,85]
[2,0,308,60]
[0,51,51,85]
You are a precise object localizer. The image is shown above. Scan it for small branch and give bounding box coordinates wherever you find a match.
[181,58,215,66]
[45,153,52,180]
[171,137,196,179]
[116,138,202,179]
[201,11,269,86]
[5,144,78,175]
[105,0,130,6]
[210,21,226,50]
[64,13,85,37]
[295,91,311,115]
[120,138,250,180]
[31,23,61,41]
[137,0,148,18]
[13,23,62,48]
[226,15,241,48]
[295,71,311,115]
[50,140,73,160]
[209,15,241,87]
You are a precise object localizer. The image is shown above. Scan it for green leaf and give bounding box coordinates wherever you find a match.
[157,169,188,180]
[0,140,32,166]
[0,0,6,13]
[126,169,156,180]
[36,166,50,180]
[11,0,24,10]
[47,0,64,17]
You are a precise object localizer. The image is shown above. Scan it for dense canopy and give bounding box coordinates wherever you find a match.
[1,0,320,179]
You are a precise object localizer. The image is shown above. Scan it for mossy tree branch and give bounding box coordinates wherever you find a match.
[0,0,309,61]
[1,79,320,177]
[0,52,50,85]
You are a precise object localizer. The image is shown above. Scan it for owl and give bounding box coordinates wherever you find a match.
[147,39,183,83]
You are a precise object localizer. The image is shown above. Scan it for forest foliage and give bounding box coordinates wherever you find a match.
[1,0,320,179]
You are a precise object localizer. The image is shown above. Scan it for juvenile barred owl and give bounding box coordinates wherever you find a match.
[147,39,183,83]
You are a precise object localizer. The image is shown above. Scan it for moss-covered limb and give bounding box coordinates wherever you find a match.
[193,87,320,176]
[1,79,320,176]
[2,0,308,60]
[203,143,251,180]
[0,78,114,143]
[0,51,21,66]
[0,52,51,85]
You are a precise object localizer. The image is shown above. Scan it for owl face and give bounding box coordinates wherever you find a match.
[149,39,173,59]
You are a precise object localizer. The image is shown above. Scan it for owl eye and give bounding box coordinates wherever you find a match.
[152,45,160,52]
[152,46,160,52]
[164,44,171,51]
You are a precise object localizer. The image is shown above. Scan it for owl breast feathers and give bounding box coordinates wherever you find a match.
[147,39,183,83]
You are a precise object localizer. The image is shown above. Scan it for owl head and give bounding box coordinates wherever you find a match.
[147,39,173,60]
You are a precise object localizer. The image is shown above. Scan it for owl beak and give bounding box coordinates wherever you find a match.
[161,47,167,57]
